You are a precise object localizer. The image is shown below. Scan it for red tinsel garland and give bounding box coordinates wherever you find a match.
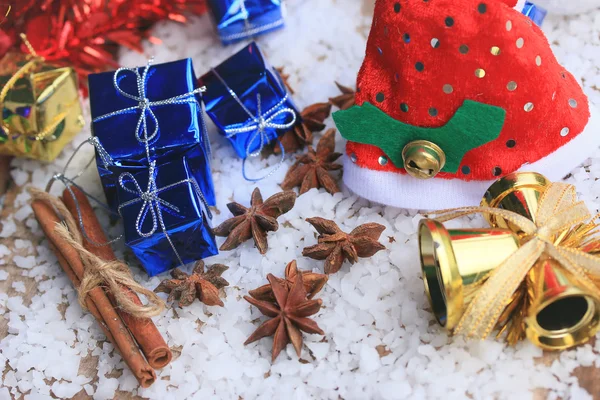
[0,0,206,91]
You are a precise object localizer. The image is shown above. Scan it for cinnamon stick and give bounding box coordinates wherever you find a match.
[62,187,172,369]
[52,246,116,345]
[31,200,156,388]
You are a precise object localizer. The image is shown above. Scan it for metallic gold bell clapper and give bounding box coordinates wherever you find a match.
[526,259,600,350]
[419,219,520,330]
[402,140,446,179]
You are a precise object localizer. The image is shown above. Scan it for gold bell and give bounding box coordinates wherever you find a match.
[419,219,520,330]
[482,172,600,349]
[402,140,446,179]
[526,259,600,350]
[481,172,550,233]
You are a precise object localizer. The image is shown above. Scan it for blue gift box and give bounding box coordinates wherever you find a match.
[89,58,210,163]
[98,143,215,215]
[114,152,218,277]
[522,1,547,26]
[207,0,285,45]
[88,58,216,208]
[200,42,298,160]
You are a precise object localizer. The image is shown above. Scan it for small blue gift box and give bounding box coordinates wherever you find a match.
[207,0,285,45]
[522,1,547,26]
[89,58,210,163]
[114,152,218,277]
[98,143,214,217]
[88,58,216,209]
[200,42,298,160]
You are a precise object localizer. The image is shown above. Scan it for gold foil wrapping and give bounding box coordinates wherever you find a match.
[0,55,84,161]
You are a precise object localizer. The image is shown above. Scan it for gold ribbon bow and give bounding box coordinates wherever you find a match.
[427,182,600,339]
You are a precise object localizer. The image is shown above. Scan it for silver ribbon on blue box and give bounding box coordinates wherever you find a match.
[116,158,217,277]
[88,59,218,276]
[89,58,216,211]
[207,0,285,45]
[200,42,298,180]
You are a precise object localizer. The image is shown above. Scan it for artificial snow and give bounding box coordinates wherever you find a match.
[1,0,600,399]
[13,255,35,270]
[11,281,25,293]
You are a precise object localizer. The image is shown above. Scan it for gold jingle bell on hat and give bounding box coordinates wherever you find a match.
[419,219,520,330]
[402,140,446,180]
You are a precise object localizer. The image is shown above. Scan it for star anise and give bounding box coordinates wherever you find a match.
[276,67,295,95]
[244,272,325,361]
[329,82,355,110]
[249,260,328,302]
[303,217,386,274]
[154,261,229,307]
[280,129,342,195]
[213,188,296,255]
[275,102,332,154]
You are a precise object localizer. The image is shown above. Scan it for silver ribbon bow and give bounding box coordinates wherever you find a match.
[211,68,296,181]
[224,94,296,158]
[92,58,209,157]
[118,161,212,266]
[90,58,214,268]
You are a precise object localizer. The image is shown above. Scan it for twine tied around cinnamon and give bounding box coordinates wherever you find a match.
[425,182,600,339]
[29,187,165,318]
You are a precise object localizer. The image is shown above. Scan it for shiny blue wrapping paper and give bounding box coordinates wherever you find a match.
[98,143,214,216]
[200,42,298,159]
[88,58,216,208]
[522,2,547,26]
[114,152,218,276]
[207,0,285,45]
[89,59,209,162]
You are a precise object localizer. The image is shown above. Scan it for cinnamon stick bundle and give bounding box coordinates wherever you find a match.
[31,198,156,388]
[62,187,172,369]
[53,248,116,345]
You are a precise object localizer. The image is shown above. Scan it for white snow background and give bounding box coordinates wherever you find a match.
[2,0,600,399]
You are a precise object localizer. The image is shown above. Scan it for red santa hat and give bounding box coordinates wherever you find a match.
[333,0,600,209]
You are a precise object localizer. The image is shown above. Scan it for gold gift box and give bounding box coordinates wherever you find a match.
[0,57,84,161]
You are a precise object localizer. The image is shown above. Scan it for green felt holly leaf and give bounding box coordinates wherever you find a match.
[332,101,506,173]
